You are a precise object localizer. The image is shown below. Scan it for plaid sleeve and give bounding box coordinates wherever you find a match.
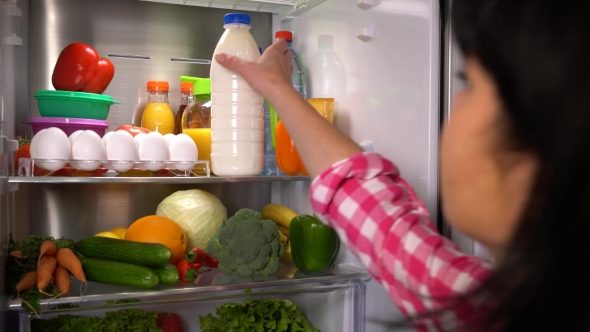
[310,152,494,331]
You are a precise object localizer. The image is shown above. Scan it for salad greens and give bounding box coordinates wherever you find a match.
[199,298,320,332]
[30,309,163,332]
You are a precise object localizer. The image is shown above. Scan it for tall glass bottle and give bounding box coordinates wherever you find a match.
[175,81,193,134]
[141,81,175,135]
[181,77,212,165]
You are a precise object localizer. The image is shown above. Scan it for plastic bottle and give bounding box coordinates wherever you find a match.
[174,81,193,134]
[180,76,212,165]
[210,13,263,176]
[270,31,307,150]
[141,81,175,135]
[308,34,347,100]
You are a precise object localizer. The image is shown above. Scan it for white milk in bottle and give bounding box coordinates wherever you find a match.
[210,13,264,176]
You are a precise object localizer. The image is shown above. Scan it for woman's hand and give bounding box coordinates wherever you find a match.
[214,38,295,103]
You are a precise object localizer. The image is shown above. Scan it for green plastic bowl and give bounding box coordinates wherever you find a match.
[34,90,121,120]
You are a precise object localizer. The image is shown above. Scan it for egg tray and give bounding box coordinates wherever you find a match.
[16,158,210,177]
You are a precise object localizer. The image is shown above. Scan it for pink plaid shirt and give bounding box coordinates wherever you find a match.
[310,152,494,331]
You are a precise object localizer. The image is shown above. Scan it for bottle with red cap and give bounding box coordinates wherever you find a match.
[275,30,306,98]
[141,81,175,135]
[174,81,193,134]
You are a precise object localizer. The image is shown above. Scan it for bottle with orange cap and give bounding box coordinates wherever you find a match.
[141,81,175,135]
[174,81,193,134]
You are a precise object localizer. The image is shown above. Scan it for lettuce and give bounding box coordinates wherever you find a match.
[155,189,227,252]
[199,298,320,332]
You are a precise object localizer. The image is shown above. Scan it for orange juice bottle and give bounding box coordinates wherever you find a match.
[141,81,175,135]
[181,77,212,164]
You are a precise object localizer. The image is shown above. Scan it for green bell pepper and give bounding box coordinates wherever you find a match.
[289,214,340,273]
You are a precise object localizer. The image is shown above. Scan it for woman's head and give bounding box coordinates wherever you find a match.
[444,0,590,330]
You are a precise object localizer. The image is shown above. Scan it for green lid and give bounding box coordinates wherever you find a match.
[180,76,211,96]
[34,90,121,104]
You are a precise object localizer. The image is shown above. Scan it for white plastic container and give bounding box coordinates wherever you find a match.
[210,13,264,176]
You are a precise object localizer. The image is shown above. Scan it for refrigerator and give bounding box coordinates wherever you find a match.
[0,0,480,330]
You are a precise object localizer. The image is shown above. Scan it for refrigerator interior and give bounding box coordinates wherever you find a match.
[0,0,442,331]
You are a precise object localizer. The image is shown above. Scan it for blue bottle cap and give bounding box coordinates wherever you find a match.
[224,13,251,25]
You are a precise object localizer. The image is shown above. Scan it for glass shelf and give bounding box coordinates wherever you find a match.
[10,157,310,183]
[138,0,327,21]
[7,263,370,312]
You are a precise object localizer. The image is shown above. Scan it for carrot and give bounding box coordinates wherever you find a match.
[37,255,56,291]
[38,240,57,264]
[55,248,86,282]
[15,271,38,297]
[52,266,71,296]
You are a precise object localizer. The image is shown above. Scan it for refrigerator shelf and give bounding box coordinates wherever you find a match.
[11,158,311,183]
[139,0,326,21]
[7,263,370,312]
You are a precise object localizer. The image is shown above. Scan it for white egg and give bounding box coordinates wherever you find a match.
[106,131,138,172]
[71,130,106,171]
[139,132,169,171]
[170,133,198,171]
[163,134,176,148]
[68,130,84,148]
[30,128,48,159]
[101,131,115,147]
[133,132,147,150]
[35,127,71,171]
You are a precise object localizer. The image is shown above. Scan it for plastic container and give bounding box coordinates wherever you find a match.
[34,90,121,120]
[174,81,193,134]
[141,81,175,135]
[24,117,108,137]
[180,76,212,165]
[210,13,263,176]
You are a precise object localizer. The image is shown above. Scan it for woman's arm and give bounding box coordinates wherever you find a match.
[214,39,362,179]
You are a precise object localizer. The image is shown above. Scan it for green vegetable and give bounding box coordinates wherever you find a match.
[30,309,163,332]
[153,264,180,284]
[207,208,285,277]
[74,236,172,267]
[289,215,340,273]
[156,189,228,250]
[199,298,320,332]
[80,257,160,289]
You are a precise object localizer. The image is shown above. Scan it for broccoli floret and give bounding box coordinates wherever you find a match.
[208,208,285,277]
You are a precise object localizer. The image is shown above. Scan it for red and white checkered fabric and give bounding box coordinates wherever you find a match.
[310,152,494,331]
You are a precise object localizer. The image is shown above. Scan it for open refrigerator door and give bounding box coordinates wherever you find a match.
[0,0,443,331]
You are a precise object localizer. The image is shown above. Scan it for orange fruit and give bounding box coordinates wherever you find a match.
[124,215,188,264]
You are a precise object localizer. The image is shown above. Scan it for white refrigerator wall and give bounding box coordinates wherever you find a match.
[274,0,441,330]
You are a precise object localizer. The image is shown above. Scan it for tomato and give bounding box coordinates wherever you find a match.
[52,42,115,94]
[116,125,150,137]
[15,144,44,175]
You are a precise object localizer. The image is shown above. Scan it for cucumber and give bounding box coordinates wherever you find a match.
[153,264,180,285]
[80,257,159,289]
[75,236,171,267]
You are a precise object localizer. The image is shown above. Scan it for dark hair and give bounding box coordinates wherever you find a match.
[453,0,590,330]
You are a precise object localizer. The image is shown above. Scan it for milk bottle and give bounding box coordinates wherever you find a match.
[210,13,263,176]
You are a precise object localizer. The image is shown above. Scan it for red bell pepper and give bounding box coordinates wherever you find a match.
[52,42,115,94]
[176,260,200,282]
[185,247,219,268]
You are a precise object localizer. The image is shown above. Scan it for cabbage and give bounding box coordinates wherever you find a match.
[156,189,227,252]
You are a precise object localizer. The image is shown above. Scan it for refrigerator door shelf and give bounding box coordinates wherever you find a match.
[139,0,327,21]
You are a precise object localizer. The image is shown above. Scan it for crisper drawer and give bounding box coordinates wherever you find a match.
[14,264,369,332]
